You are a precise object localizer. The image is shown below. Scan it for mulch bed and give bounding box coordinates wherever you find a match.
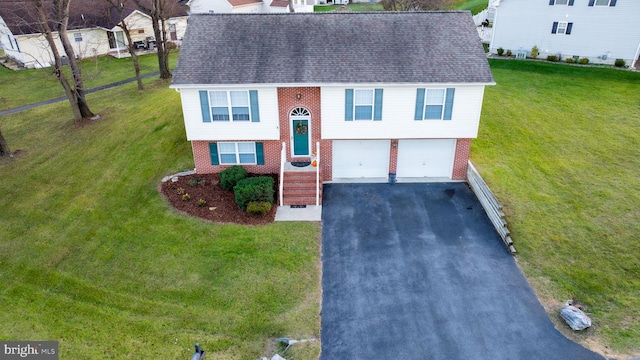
[159,173,278,225]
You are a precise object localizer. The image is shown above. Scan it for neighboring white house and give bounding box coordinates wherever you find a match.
[0,1,188,69]
[489,0,640,67]
[186,0,317,14]
[171,12,495,205]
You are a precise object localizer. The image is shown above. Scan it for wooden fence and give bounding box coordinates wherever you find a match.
[467,161,516,254]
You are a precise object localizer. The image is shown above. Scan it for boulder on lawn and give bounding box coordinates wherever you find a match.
[561,303,592,331]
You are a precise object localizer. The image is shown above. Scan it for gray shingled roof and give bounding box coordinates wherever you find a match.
[172,12,494,86]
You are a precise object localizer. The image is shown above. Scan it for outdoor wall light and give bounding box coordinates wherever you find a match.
[296,93,302,100]
[392,140,398,148]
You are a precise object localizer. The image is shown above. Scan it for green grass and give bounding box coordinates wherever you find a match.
[474,59,640,353]
[0,51,178,111]
[0,80,321,359]
[454,0,488,14]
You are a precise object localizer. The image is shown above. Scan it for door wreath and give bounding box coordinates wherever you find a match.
[295,122,308,135]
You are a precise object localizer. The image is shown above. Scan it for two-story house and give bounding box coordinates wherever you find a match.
[170,12,495,205]
[489,0,640,67]
[186,0,318,14]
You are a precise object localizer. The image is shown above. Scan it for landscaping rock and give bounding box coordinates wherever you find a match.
[561,304,592,331]
[271,355,286,360]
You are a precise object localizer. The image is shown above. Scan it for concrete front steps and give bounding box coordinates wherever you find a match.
[282,171,322,206]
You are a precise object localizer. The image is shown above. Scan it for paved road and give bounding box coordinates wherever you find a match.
[321,182,605,360]
[0,72,160,116]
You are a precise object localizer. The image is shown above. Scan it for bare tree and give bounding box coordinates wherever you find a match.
[103,0,144,90]
[381,0,454,11]
[0,128,12,158]
[133,0,172,79]
[32,0,95,121]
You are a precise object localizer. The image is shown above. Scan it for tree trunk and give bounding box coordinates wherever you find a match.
[134,0,172,79]
[55,0,94,119]
[33,0,95,121]
[0,128,11,158]
[34,0,82,120]
[123,24,144,90]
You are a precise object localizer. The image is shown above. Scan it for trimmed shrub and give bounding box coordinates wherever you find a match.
[497,47,504,56]
[197,199,206,207]
[247,201,272,217]
[614,59,626,67]
[234,176,274,211]
[566,58,574,64]
[579,57,589,65]
[530,45,539,59]
[547,55,558,62]
[220,165,248,191]
[506,49,512,57]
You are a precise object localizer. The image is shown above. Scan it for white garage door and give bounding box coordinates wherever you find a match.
[332,140,390,179]
[396,139,456,178]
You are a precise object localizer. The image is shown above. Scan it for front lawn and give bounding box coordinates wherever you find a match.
[0,51,178,111]
[474,59,640,356]
[0,80,321,359]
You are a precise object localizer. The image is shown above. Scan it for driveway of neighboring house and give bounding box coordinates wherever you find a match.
[320,182,604,360]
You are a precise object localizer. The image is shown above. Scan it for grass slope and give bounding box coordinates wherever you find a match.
[454,0,488,14]
[474,59,640,353]
[0,80,320,359]
[0,52,178,111]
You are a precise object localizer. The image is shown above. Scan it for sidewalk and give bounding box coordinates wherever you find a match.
[0,72,160,116]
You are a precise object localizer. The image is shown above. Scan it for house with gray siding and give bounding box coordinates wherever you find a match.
[489,0,640,68]
[171,12,494,205]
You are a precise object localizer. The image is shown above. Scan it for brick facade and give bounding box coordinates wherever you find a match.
[190,88,471,182]
[277,87,332,182]
[452,138,472,180]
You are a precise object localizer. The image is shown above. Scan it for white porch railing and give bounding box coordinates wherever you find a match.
[279,141,286,207]
[315,141,320,206]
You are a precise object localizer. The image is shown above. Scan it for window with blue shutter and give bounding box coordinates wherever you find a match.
[590,0,616,5]
[346,89,383,121]
[415,88,455,120]
[203,90,260,122]
[443,88,455,120]
[200,91,211,122]
[255,142,264,165]
[216,142,260,165]
[209,142,219,165]
[249,90,260,122]
[345,89,354,121]
[566,22,573,35]
[373,89,383,121]
[415,88,425,120]
[552,22,559,34]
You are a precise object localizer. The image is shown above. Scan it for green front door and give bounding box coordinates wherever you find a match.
[292,119,309,156]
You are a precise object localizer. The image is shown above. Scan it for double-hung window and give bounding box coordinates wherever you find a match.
[74,33,83,42]
[209,142,265,166]
[200,90,260,123]
[209,91,250,121]
[589,0,616,6]
[548,0,574,5]
[551,21,573,35]
[218,142,256,164]
[345,88,383,121]
[354,90,374,120]
[414,88,455,121]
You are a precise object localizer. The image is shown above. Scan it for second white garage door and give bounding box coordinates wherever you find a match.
[396,139,456,178]
[332,140,390,179]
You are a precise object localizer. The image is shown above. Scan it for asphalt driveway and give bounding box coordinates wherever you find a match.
[320,182,604,360]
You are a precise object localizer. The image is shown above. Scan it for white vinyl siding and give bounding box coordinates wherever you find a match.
[178,88,279,141]
[491,0,635,64]
[322,85,486,140]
